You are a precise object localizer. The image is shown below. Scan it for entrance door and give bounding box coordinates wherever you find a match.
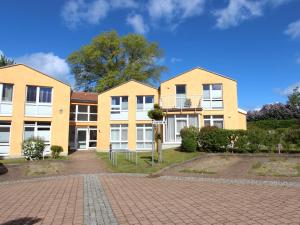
[77,128,88,150]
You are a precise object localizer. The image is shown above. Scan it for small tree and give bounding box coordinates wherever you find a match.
[148,104,164,163]
[287,86,300,112]
[0,54,15,67]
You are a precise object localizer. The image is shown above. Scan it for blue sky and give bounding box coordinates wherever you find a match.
[0,0,300,110]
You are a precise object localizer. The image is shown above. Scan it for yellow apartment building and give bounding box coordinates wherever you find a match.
[0,64,246,157]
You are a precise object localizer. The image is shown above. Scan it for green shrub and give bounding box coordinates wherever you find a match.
[181,136,198,152]
[22,137,45,160]
[51,145,63,159]
[180,126,199,152]
[198,127,231,152]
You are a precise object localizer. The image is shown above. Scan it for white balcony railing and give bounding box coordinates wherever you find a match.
[0,102,13,115]
[160,95,203,109]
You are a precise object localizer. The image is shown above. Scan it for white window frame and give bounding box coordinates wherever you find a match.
[70,105,97,122]
[175,84,186,108]
[25,86,53,117]
[75,126,97,150]
[0,122,11,156]
[136,96,154,111]
[110,124,128,150]
[111,96,128,114]
[0,83,13,116]
[203,115,224,128]
[136,124,153,150]
[164,114,200,144]
[202,84,223,110]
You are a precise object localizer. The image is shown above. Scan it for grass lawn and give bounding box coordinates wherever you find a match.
[97,149,200,174]
[0,156,68,165]
[251,157,300,177]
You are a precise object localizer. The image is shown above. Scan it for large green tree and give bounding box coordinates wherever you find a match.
[0,54,15,67]
[68,31,166,92]
[287,86,300,111]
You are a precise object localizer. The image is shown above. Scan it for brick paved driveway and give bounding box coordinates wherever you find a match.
[0,174,299,225]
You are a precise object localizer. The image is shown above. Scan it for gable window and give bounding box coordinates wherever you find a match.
[176,85,186,108]
[0,84,13,115]
[202,84,223,109]
[25,86,52,117]
[204,115,224,129]
[110,124,128,150]
[26,86,52,104]
[24,121,51,154]
[70,105,97,122]
[0,121,11,156]
[136,96,154,110]
[111,96,128,114]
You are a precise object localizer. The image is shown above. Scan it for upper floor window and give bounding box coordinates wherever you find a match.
[25,86,52,117]
[1,84,13,102]
[70,105,97,122]
[202,84,223,109]
[111,96,128,114]
[0,84,13,115]
[26,86,52,104]
[136,96,154,111]
[176,85,186,108]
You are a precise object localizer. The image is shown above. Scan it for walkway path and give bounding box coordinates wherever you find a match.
[0,173,299,225]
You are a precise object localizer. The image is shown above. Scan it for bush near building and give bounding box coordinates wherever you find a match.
[180,126,300,154]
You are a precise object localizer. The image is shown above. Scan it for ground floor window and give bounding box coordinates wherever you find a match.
[24,121,51,153]
[165,114,199,143]
[136,124,153,150]
[110,124,128,150]
[203,115,224,128]
[0,121,11,156]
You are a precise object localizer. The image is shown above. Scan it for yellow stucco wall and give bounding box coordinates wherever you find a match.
[0,65,71,157]
[98,80,159,151]
[160,68,246,130]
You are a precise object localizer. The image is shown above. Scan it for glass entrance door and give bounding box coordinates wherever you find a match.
[77,128,88,150]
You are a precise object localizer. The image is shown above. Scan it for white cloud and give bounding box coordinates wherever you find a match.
[61,0,109,29]
[170,57,182,63]
[16,52,73,85]
[279,82,300,95]
[0,50,3,56]
[110,0,138,8]
[148,0,205,29]
[126,14,149,34]
[213,0,294,30]
[214,0,263,29]
[61,0,138,29]
[285,19,300,39]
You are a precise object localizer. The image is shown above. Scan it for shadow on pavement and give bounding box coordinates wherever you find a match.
[0,163,8,175]
[1,217,41,225]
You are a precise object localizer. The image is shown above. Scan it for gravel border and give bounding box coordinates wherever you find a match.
[84,175,118,225]
[159,175,300,188]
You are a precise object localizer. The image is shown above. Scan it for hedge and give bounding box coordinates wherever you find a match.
[180,126,300,154]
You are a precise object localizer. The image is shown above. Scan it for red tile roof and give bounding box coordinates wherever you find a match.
[71,92,98,103]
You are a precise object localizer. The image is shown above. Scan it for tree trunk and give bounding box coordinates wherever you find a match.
[157,124,162,163]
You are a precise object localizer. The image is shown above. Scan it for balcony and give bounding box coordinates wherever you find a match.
[159,95,203,112]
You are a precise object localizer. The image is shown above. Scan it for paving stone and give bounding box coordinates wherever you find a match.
[84,174,118,225]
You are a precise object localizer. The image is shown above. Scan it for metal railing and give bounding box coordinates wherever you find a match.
[159,95,203,109]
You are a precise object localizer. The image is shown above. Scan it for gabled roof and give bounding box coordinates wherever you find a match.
[0,64,71,87]
[160,67,237,84]
[99,79,158,95]
[71,92,98,103]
